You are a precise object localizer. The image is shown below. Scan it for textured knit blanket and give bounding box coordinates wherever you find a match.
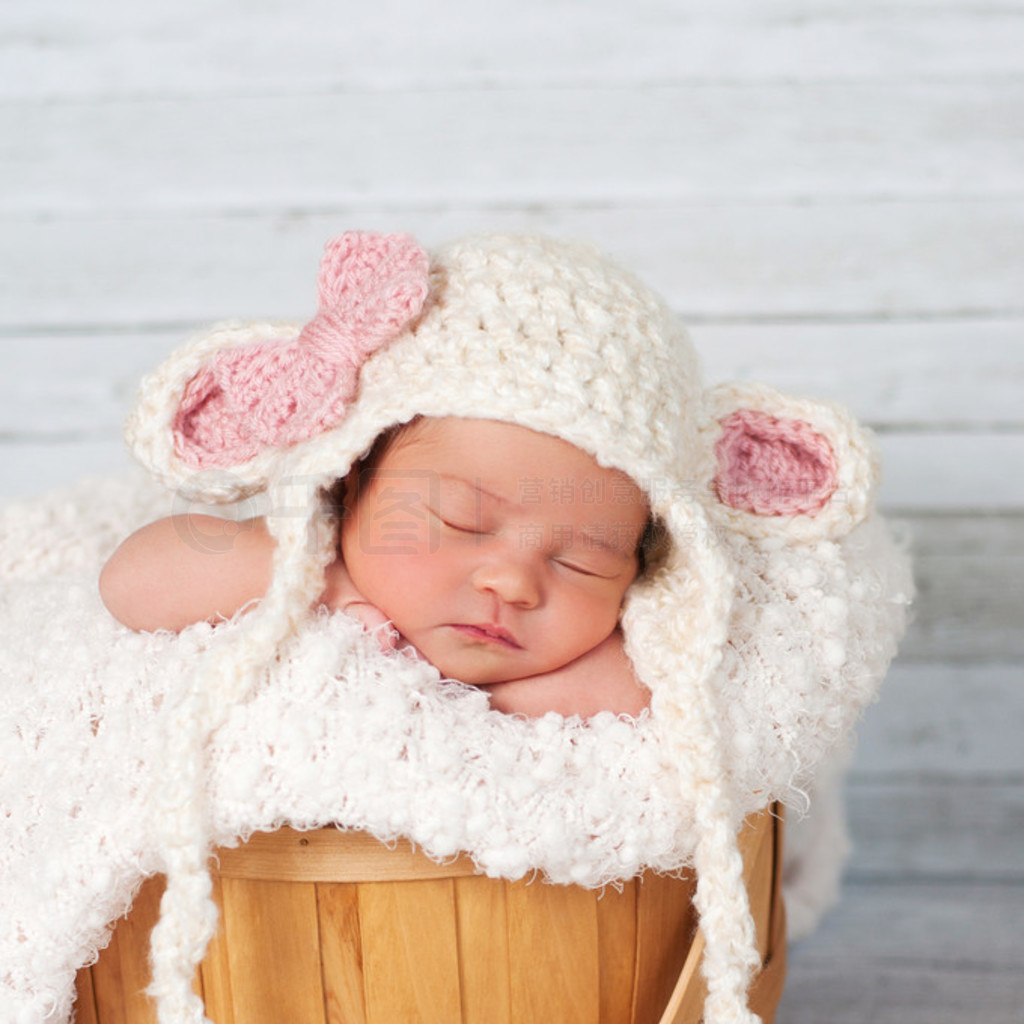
[0,470,910,1023]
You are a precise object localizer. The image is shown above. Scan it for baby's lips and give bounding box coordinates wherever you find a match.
[458,622,522,648]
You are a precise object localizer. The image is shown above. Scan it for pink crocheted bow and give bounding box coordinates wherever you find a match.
[173,232,430,468]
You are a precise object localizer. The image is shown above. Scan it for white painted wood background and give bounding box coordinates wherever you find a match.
[2,1,1021,1020]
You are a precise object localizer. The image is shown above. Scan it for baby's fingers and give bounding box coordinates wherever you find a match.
[342,600,400,652]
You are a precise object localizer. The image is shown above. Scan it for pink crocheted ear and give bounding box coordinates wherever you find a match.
[172,232,429,469]
[714,409,839,517]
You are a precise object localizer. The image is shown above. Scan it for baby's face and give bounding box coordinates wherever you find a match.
[340,417,649,686]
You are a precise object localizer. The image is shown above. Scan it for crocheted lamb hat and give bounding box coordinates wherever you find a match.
[126,232,891,1024]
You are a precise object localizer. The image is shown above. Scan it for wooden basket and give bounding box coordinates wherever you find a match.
[75,808,785,1023]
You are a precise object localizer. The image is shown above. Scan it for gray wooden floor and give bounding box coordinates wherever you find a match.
[778,523,1024,1023]
[2,2,1022,1021]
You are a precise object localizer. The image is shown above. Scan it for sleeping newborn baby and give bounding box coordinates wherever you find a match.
[101,416,657,718]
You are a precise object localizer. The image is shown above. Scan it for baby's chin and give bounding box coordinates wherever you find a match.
[430,661,525,687]
[423,649,550,688]
[402,625,575,687]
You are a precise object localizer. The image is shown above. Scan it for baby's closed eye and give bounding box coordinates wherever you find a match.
[552,556,617,579]
[426,503,488,534]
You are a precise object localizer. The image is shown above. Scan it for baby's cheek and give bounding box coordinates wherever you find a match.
[353,549,438,634]
[337,529,386,610]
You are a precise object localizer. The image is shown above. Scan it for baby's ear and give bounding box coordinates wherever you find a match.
[702,382,880,542]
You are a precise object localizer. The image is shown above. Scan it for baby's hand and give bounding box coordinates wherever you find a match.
[480,630,650,719]
[319,558,400,653]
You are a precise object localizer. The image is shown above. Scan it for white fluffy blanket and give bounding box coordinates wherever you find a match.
[0,471,911,1023]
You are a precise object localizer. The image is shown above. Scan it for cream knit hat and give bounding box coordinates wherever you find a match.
[126,232,905,1024]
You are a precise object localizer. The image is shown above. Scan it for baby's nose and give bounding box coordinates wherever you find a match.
[471,558,540,608]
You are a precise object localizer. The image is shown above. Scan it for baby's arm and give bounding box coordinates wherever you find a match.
[99,515,275,631]
[101,515,397,644]
[480,630,650,719]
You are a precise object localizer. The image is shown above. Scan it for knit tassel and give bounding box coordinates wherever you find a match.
[146,487,331,1021]
[690,754,763,1024]
[146,681,217,1023]
[624,496,762,1024]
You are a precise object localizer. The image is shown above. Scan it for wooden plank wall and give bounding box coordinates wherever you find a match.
[2,2,1021,1021]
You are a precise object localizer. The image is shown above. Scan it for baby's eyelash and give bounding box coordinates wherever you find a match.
[554,558,609,579]
[426,507,483,534]
[442,519,481,534]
